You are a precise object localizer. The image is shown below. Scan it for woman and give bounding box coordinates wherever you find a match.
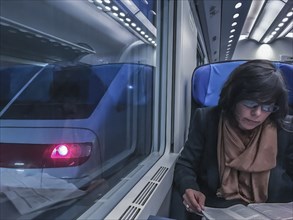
[170,60,293,220]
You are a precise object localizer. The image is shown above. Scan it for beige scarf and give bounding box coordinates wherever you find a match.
[216,115,277,203]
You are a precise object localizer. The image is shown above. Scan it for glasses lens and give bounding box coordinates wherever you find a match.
[242,100,258,108]
[262,104,279,112]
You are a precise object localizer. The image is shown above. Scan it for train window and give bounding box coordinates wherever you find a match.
[0,0,159,219]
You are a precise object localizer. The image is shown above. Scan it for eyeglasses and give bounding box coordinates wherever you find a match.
[241,100,279,113]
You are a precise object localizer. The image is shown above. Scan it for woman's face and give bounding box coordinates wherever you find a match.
[234,101,272,130]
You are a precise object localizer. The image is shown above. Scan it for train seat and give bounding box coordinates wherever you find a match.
[191,60,293,111]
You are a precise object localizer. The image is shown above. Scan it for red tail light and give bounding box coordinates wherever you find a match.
[51,144,91,159]
[0,143,92,168]
[51,144,70,158]
[44,143,92,167]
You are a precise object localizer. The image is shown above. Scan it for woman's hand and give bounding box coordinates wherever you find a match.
[182,189,206,213]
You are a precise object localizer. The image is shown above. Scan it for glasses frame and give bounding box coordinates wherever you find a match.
[241,100,279,113]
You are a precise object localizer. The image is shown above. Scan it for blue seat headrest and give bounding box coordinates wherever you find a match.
[192,61,293,107]
[192,61,245,106]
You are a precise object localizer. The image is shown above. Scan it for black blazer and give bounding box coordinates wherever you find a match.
[173,106,293,207]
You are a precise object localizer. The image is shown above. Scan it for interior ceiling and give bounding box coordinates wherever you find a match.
[195,0,293,62]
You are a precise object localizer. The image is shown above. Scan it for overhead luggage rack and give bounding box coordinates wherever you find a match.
[0,17,96,63]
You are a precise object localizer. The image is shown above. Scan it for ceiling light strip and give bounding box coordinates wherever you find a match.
[88,0,157,46]
[261,2,293,43]
[241,0,265,39]
[279,20,293,38]
[222,0,251,61]
[250,0,285,42]
[89,0,156,46]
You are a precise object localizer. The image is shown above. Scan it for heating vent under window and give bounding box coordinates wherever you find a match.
[119,205,141,220]
[133,181,158,206]
[118,166,169,219]
[151,166,168,182]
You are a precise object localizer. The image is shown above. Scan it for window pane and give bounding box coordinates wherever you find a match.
[0,0,158,219]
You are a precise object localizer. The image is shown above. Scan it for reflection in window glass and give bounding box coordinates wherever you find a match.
[0,0,158,219]
[0,65,41,111]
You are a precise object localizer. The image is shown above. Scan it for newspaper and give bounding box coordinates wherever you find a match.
[0,171,86,215]
[202,202,293,220]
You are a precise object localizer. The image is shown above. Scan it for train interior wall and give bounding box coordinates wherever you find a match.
[233,38,293,61]
[173,0,199,153]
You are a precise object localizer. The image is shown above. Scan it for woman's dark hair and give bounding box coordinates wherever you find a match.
[218,59,288,125]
